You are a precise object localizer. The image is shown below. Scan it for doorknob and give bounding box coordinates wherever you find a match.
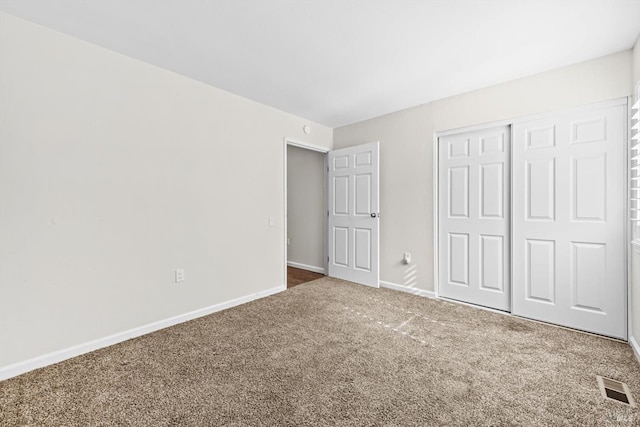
[370,213,380,218]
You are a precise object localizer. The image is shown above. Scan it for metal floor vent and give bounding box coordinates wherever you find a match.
[597,376,635,407]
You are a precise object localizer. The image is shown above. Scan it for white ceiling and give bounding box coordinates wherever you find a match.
[1,1,639,128]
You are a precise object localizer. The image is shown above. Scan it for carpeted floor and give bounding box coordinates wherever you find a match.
[1,277,639,426]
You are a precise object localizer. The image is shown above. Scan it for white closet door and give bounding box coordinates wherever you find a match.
[512,103,626,339]
[438,126,510,311]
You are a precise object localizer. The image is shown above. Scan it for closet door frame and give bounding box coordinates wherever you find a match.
[433,97,630,339]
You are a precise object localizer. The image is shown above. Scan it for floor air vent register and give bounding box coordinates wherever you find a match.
[596,376,635,407]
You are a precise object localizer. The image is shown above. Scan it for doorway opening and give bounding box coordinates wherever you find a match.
[284,138,328,288]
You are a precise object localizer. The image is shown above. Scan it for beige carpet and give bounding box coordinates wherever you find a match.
[1,277,639,426]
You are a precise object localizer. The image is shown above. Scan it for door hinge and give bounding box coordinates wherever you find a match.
[327,210,330,217]
[328,256,330,262]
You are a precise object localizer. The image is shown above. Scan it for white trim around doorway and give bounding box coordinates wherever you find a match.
[283,137,330,287]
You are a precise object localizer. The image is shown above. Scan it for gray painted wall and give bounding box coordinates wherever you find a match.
[287,145,326,271]
[334,50,632,293]
[0,12,332,370]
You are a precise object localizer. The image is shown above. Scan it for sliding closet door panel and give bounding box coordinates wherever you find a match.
[438,126,510,311]
[512,104,626,339]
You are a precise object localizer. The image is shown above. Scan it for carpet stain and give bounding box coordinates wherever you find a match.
[505,320,535,333]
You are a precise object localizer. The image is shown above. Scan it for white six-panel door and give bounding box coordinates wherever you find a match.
[328,142,379,287]
[438,126,511,311]
[512,103,626,339]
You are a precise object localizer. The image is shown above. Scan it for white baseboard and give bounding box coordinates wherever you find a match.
[379,280,436,299]
[287,261,325,274]
[631,336,640,365]
[0,284,286,382]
